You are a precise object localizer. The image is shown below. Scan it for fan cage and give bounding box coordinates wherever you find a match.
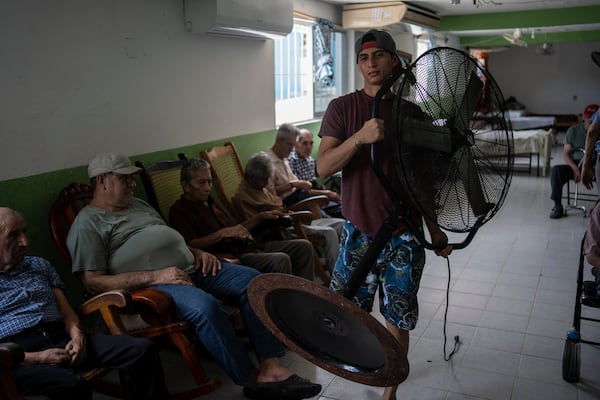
[392,47,513,233]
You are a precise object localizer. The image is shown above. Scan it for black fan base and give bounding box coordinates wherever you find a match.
[248,274,409,387]
[592,51,600,69]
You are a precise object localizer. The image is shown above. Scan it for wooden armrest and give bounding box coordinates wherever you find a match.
[287,195,329,219]
[77,289,132,317]
[129,288,184,327]
[0,342,25,400]
[77,290,134,335]
[287,195,329,211]
[289,210,313,226]
[0,342,24,368]
[129,288,174,315]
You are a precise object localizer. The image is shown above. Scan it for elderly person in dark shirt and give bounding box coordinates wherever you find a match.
[0,207,170,400]
[169,158,315,280]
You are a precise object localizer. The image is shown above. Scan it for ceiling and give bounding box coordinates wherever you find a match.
[323,0,600,47]
[402,0,599,16]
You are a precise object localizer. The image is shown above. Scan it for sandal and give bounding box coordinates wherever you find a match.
[243,374,322,399]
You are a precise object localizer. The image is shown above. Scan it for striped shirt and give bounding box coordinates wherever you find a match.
[0,256,65,340]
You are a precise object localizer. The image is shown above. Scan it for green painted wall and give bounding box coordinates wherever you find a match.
[438,5,600,47]
[439,5,600,31]
[0,121,322,304]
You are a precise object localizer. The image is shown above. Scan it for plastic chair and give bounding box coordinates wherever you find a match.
[48,182,221,399]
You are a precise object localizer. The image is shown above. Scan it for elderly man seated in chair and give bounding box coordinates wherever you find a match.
[269,123,343,219]
[289,128,341,198]
[549,104,599,219]
[168,158,315,280]
[0,207,170,400]
[66,152,322,400]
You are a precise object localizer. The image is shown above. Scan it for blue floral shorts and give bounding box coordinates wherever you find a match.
[329,220,425,330]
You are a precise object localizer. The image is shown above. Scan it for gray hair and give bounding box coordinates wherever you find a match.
[180,158,211,184]
[0,208,23,233]
[244,152,273,187]
[298,128,313,141]
[276,123,299,142]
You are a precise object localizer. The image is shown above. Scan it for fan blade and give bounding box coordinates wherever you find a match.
[455,72,483,132]
[401,118,453,152]
[454,146,490,217]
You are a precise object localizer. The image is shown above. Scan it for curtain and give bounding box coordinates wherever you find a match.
[314,18,334,87]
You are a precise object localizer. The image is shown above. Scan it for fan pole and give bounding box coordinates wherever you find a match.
[342,211,398,299]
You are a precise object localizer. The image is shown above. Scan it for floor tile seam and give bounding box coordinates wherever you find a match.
[437,300,490,313]
[512,376,580,398]
[463,344,526,363]
[514,360,578,390]
[442,362,520,382]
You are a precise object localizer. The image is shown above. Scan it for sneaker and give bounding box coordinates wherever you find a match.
[549,206,564,219]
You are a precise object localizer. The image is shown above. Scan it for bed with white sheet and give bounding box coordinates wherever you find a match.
[511,128,554,176]
[476,128,554,177]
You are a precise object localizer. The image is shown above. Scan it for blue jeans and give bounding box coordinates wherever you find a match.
[154,262,284,386]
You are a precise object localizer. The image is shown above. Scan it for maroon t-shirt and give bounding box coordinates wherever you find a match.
[318,89,421,238]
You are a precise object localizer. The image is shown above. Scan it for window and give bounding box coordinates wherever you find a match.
[274,20,345,125]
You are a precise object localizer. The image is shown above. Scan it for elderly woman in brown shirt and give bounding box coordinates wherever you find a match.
[232,152,343,272]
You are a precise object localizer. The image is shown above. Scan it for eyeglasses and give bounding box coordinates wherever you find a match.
[300,141,314,145]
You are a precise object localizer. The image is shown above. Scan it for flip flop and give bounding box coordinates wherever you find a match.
[243,374,322,399]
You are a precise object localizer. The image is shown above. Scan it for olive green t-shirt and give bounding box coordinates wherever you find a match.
[67,198,195,275]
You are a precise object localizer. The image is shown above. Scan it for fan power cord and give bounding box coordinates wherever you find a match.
[443,256,460,361]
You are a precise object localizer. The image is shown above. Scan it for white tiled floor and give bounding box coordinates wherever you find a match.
[97,138,600,399]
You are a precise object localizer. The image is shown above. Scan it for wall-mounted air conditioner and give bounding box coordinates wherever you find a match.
[342,1,440,32]
[183,0,293,40]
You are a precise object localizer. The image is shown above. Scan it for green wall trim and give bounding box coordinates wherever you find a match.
[0,122,322,303]
[438,5,600,31]
[460,29,600,47]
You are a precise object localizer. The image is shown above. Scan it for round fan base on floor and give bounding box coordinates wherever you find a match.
[248,273,408,387]
[592,51,600,68]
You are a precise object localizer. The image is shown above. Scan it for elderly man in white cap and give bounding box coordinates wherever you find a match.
[66,152,322,400]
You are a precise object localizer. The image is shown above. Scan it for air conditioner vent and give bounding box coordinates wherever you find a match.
[184,0,293,40]
[342,1,440,31]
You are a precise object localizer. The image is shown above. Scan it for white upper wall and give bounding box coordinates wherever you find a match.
[2,0,599,181]
[490,42,600,115]
[0,0,281,180]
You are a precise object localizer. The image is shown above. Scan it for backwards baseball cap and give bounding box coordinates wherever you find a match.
[583,104,599,120]
[87,152,141,178]
[355,29,397,62]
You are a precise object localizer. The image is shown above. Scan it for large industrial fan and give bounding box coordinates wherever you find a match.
[248,47,514,388]
[391,46,513,236]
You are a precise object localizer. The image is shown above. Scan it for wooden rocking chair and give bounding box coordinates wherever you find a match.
[48,182,221,399]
